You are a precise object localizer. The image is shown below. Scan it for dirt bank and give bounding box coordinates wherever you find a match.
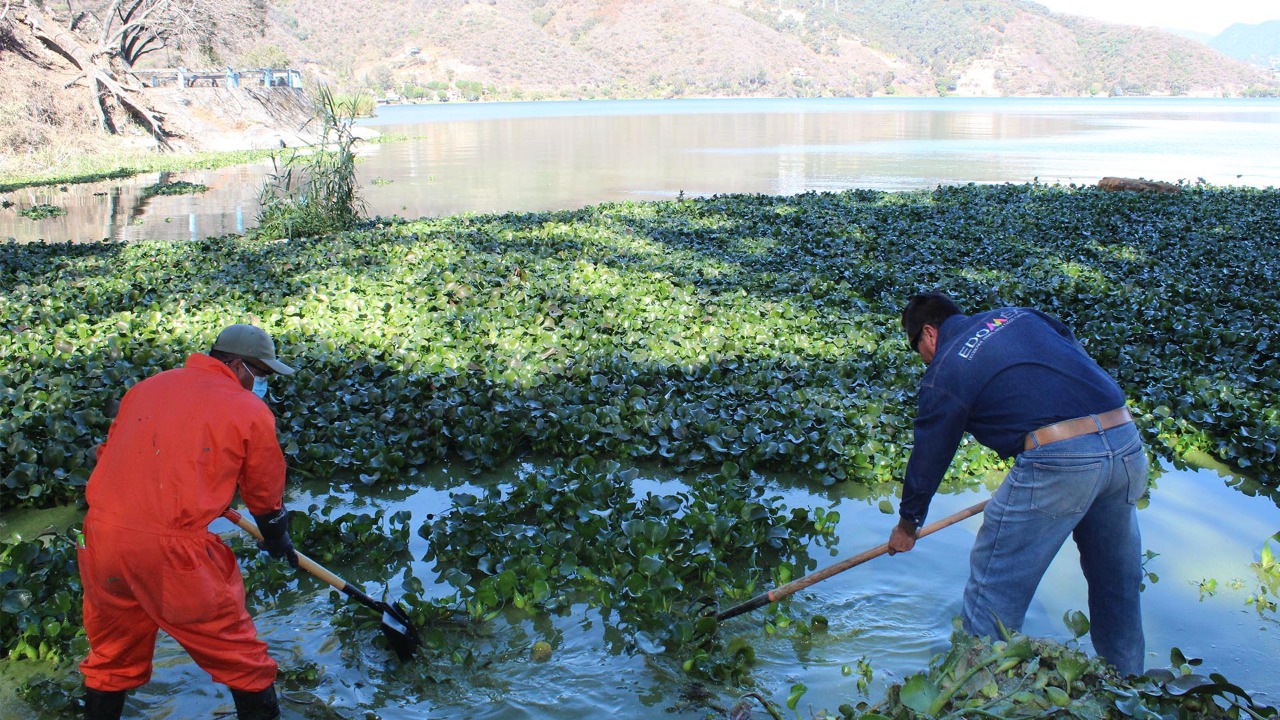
[0,19,344,181]
[148,86,322,152]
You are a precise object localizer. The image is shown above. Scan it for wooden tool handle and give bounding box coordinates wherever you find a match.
[715,499,988,621]
[222,508,348,591]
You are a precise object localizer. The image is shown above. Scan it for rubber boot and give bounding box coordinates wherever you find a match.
[84,687,127,720]
[231,685,280,720]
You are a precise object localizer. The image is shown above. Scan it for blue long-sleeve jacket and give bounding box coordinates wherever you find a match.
[899,307,1126,528]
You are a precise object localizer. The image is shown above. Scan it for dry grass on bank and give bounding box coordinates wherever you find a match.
[0,24,165,183]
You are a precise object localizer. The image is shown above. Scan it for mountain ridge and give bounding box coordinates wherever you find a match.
[1209,20,1280,70]
[254,0,1278,100]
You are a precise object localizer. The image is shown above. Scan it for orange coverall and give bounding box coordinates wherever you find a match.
[79,353,286,693]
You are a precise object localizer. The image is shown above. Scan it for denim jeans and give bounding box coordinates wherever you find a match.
[961,422,1147,676]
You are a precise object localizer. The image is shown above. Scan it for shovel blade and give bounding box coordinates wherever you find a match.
[379,605,421,661]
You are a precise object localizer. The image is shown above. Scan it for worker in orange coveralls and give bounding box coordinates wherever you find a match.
[78,324,299,720]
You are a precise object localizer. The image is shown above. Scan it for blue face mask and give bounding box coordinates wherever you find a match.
[241,361,269,399]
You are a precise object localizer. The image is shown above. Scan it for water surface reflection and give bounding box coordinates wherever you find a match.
[4,98,1278,243]
[7,458,1263,719]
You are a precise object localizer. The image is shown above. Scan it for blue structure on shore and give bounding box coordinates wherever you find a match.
[138,68,302,89]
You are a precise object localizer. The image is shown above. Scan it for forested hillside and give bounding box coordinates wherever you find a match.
[253,0,1276,99]
[1210,21,1280,69]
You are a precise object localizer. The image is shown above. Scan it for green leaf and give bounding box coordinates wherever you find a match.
[1165,673,1214,695]
[1004,636,1036,660]
[1057,656,1087,684]
[1063,609,1090,638]
[2,588,33,613]
[637,555,663,576]
[1115,695,1163,719]
[785,682,807,710]
[899,674,940,713]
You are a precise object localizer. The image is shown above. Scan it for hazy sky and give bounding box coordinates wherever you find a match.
[1033,0,1278,36]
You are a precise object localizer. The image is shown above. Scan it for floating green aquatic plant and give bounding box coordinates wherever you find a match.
[143,180,209,196]
[17,203,66,220]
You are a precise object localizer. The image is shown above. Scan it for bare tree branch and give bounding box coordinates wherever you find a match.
[100,0,178,58]
[15,0,265,146]
[29,0,264,68]
[22,0,171,148]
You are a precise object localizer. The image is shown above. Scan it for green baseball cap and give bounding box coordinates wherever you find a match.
[212,324,295,375]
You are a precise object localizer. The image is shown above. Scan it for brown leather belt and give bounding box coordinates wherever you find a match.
[1024,406,1133,452]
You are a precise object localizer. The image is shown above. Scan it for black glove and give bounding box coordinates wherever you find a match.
[252,507,298,568]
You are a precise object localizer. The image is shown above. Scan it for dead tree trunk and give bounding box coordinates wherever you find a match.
[20,0,172,149]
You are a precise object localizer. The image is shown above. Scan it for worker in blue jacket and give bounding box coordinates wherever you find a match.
[888,291,1147,676]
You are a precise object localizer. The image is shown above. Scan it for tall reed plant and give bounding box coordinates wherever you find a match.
[253,87,368,240]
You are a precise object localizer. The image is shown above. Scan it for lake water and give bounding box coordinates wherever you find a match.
[4,97,1280,242]
[2,457,1278,719]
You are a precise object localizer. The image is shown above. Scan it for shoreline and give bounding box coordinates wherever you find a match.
[11,95,1280,190]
